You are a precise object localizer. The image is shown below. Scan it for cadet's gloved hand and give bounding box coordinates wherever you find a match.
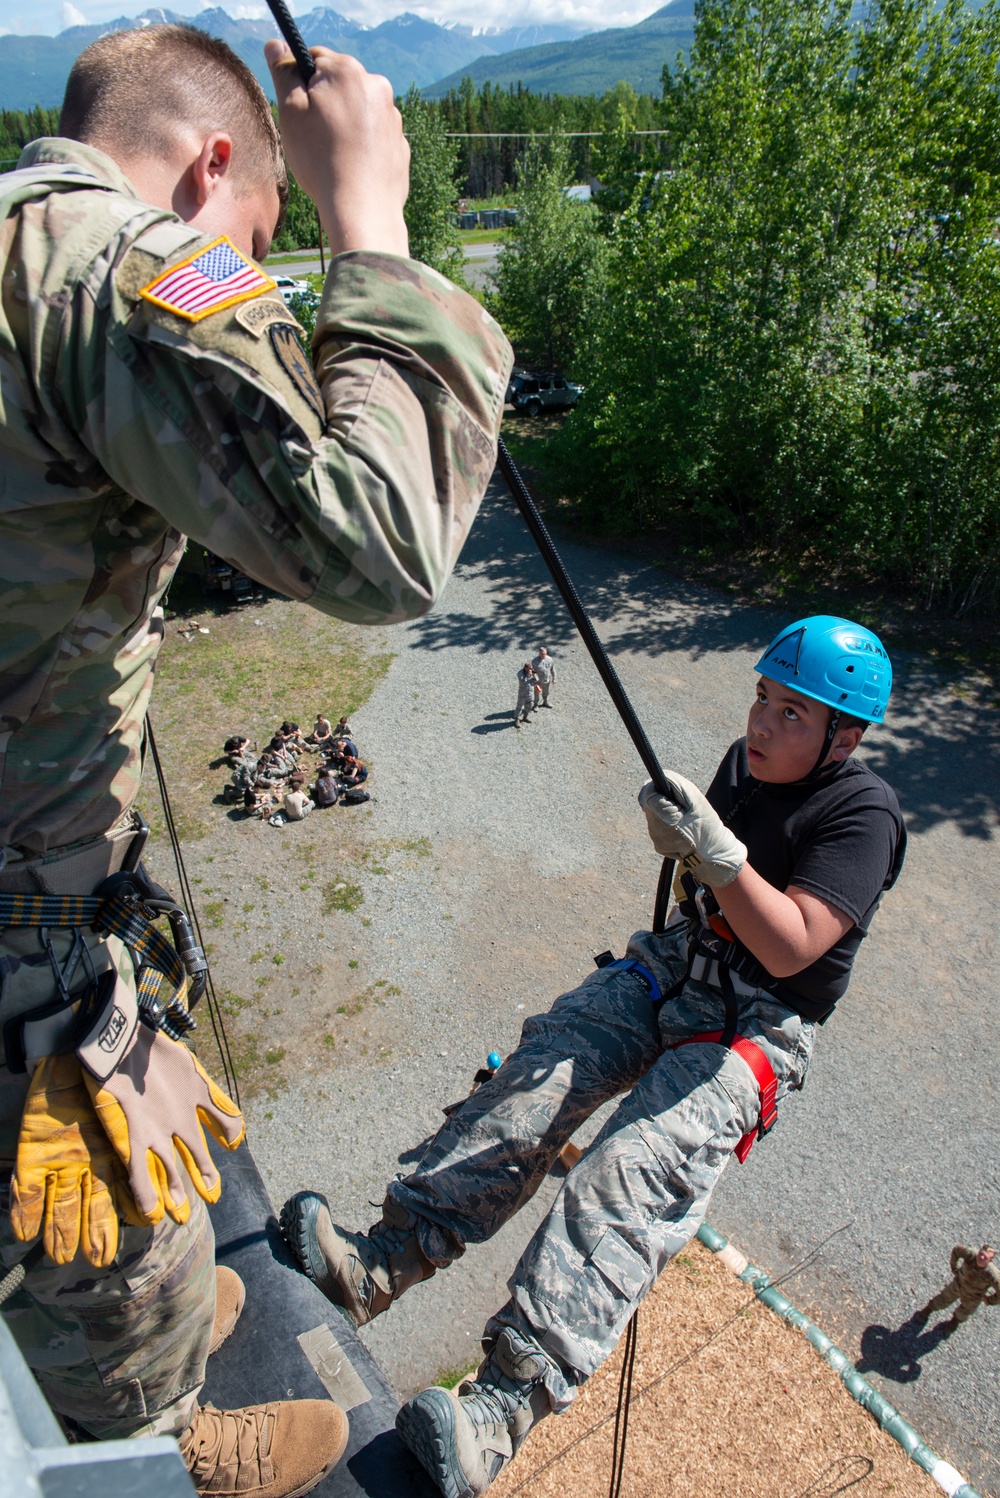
[638,773,747,888]
[11,1053,142,1267]
[83,1027,245,1227]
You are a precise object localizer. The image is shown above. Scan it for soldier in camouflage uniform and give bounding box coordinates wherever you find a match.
[530,647,557,708]
[514,663,536,726]
[283,616,907,1498]
[0,22,511,1498]
[917,1245,1000,1334]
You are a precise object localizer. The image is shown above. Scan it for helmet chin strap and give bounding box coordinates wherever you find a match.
[804,709,842,782]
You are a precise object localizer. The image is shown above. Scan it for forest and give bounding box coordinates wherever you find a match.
[4,0,1000,617]
[487,0,1000,618]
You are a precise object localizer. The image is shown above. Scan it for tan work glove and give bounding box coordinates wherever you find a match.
[82,1026,245,1227]
[638,772,747,888]
[11,1053,143,1267]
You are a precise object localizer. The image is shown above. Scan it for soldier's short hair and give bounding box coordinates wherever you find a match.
[60,25,287,220]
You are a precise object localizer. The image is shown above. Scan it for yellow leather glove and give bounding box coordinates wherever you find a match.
[11,1053,143,1268]
[83,1025,245,1227]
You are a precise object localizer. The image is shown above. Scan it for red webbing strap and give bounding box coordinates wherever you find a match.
[669,1029,778,1164]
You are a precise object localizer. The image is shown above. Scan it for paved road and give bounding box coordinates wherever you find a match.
[266,242,499,292]
[251,482,999,1494]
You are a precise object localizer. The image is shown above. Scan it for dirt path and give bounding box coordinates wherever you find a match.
[149,480,998,1495]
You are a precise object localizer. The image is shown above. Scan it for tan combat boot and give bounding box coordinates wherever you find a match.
[396,1329,551,1497]
[209,1266,246,1355]
[180,1398,348,1497]
[280,1191,435,1327]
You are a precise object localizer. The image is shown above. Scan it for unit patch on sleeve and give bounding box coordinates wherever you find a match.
[235,297,300,338]
[270,323,325,423]
[139,236,276,321]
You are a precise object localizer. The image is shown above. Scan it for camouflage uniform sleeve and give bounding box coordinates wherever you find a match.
[68,226,513,625]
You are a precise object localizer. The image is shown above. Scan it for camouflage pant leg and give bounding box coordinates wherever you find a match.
[483,931,815,1410]
[927,1278,960,1315]
[1,1184,216,1440]
[928,1280,981,1322]
[389,961,665,1265]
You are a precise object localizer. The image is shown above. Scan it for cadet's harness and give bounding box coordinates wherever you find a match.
[594,948,779,1164]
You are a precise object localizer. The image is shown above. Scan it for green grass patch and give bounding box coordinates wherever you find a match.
[457,228,502,246]
[322,879,364,914]
[335,981,400,1018]
[435,1363,478,1390]
[203,901,225,928]
[148,590,393,843]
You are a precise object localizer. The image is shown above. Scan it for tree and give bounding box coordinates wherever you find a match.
[548,0,1000,611]
[487,137,607,370]
[400,86,464,280]
[270,175,320,254]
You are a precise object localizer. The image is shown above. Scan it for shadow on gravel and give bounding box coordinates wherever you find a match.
[411,485,1000,841]
[471,712,517,735]
[854,1313,953,1383]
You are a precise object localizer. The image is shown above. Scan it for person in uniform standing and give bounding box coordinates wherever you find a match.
[0,22,511,1498]
[917,1245,999,1334]
[531,646,557,709]
[515,663,536,726]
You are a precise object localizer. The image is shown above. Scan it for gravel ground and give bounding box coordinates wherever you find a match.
[149,477,998,1493]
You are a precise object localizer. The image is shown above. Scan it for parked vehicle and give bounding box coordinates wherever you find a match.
[507,370,582,416]
[273,274,310,305]
[203,550,255,602]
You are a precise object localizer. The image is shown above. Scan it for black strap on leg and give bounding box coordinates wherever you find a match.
[716,962,739,1050]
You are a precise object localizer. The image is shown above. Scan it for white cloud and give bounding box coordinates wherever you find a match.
[198,1,270,14]
[9,0,660,40]
[335,0,652,29]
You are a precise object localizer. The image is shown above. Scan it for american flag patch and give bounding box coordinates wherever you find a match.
[139,236,276,321]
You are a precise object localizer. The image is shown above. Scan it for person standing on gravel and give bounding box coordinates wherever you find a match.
[0,21,511,1498]
[531,646,557,709]
[282,615,907,1498]
[515,662,536,726]
[917,1245,999,1334]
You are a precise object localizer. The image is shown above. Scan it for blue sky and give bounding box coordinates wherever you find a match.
[0,0,649,37]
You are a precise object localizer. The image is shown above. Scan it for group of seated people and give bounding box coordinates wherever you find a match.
[222,712,369,824]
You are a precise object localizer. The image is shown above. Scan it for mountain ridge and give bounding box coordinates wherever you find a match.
[424,1,696,99]
[0,5,598,111]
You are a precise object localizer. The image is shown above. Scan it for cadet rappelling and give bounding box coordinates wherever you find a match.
[282,614,907,1498]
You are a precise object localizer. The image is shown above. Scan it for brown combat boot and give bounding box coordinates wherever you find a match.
[209,1266,247,1356]
[180,1399,348,1497]
[280,1191,435,1327]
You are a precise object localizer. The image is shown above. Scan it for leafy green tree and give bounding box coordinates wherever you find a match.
[487,137,607,370]
[400,85,464,279]
[270,174,320,254]
[550,0,1000,611]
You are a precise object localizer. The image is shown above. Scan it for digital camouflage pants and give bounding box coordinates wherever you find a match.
[389,923,816,1411]
[0,921,216,1440]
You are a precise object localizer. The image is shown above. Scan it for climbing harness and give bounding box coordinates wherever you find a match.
[0,857,203,1074]
[593,948,779,1164]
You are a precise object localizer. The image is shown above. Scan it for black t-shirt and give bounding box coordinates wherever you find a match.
[705,739,907,1017]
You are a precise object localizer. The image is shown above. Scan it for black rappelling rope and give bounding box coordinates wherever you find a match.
[609,1308,639,1498]
[263,13,679,1490]
[146,718,241,1108]
[263,0,678,813]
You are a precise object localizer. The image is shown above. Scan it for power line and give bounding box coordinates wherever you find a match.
[440,130,668,138]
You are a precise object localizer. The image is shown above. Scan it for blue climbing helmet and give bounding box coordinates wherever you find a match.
[754,615,892,725]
